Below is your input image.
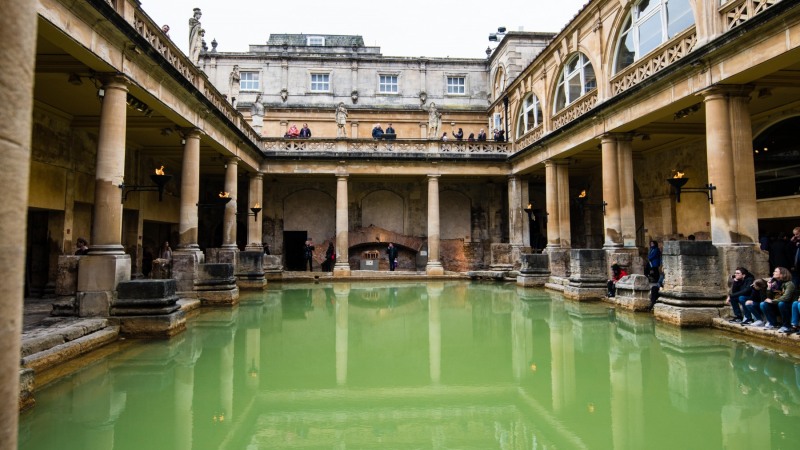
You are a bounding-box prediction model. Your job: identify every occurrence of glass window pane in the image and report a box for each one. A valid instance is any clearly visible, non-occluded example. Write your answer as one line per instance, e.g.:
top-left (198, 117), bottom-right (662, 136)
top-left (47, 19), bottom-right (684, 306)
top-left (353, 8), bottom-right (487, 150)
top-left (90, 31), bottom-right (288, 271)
top-left (636, 0), bottom-right (656, 17)
top-left (615, 30), bottom-right (636, 72)
top-left (667, 0), bottom-right (695, 38)
top-left (638, 13), bottom-right (663, 56)
top-left (568, 74), bottom-right (582, 103)
top-left (567, 57), bottom-right (579, 74)
top-left (526, 109), bottom-right (536, 130)
top-left (583, 63), bottom-right (596, 91)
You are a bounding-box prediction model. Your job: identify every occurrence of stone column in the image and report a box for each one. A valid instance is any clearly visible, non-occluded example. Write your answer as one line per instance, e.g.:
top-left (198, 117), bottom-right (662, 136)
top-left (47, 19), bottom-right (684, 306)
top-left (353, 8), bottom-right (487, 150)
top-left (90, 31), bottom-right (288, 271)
top-left (90, 76), bottom-right (128, 255)
top-left (173, 129), bottom-right (204, 294)
top-left (618, 136), bottom-right (636, 247)
top-left (508, 176), bottom-right (524, 248)
top-left (544, 160), bottom-right (571, 287)
top-left (601, 134), bottom-right (622, 248)
top-left (333, 174), bottom-right (351, 276)
top-left (0, 0), bottom-right (36, 443)
top-left (702, 86), bottom-right (764, 281)
top-left (420, 122), bottom-right (428, 139)
top-left (426, 174), bottom-right (444, 275)
top-left (77, 76), bottom-right (132, 316)
top-left (178, 130), bottom-right (202, 250)
top-left (222, 157), bottom-right (239, 248)
top-left (350, 121), bottom-right (358, 139)
top-left (521, 178), bottom-right (530, 247)
top-left (246, 173), bottom-right (264, 250)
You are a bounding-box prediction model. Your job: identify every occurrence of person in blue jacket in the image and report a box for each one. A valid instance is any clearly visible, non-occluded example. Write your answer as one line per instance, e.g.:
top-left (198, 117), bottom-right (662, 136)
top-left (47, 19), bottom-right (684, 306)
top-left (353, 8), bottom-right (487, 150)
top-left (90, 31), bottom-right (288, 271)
top-left (648, 240), bottom-right (662, 282)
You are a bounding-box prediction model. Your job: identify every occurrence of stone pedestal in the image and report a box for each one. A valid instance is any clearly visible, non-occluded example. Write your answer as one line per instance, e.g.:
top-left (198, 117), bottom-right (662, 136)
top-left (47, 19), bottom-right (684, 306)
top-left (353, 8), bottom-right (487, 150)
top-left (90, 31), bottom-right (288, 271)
top-left (605, 248), bottom-right (643, 275)
top-left (206, 247), bottom-right (239, 265)
top-left (563, 249), bottom-right (607, 301)
top-left (489, 243), bottom-right (514, 271)
top-left (654, 241), bottom-right (726, 327)
top-left (236, 250), bottom-right (266, 289)
top-left (613, 274), bottom-right (652, 311)
top-left (544, 248), bottom-right (570, 291)
top-left (263, 255), bottom-right (283, 280)
top-left (76, 254), bottom-right (131, 317)
top-left (195, 263), bottom-right (239, 306)
top-left (52, 255), bottom-right (82, 316)
top-left (150, 258), bottom-right (171, 279)
top-left (112, 279), bottom-right (186, 338)
top-left (172, 250), bottom-right (204, 296)
top-left (517, 254), bottom-right (551, 287)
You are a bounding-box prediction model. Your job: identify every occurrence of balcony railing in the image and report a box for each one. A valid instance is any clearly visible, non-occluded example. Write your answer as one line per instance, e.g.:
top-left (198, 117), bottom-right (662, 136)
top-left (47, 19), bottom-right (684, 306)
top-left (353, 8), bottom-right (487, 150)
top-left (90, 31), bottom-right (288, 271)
top-left (261, 138), bottom-right (510, 157)
top-left (551, 91), bottom-right (598, 130)
top-left (722, 0), bottom-right (782, 31)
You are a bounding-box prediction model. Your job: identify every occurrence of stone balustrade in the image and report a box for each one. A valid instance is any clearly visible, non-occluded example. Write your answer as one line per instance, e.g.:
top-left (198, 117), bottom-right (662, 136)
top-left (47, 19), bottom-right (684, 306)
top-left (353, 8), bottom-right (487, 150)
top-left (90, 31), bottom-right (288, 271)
top-left (261, 138), bottom-right (510, 157)
top-left (722, 0), bottom-right (782, 31)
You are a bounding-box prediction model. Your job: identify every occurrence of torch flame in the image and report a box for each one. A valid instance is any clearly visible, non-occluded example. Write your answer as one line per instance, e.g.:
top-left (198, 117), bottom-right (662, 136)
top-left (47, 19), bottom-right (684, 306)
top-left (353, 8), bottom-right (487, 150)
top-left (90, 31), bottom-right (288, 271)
top-left (673, 171), bottom-right (685, 179)
top-left (219, 191), bottom-right (230, 198)
top-left (155, 166), bottom-right (165, 175)
top-left (253, 202), bottom-right (260, 208)
top-left (578, 190), bottom-right (587, 198)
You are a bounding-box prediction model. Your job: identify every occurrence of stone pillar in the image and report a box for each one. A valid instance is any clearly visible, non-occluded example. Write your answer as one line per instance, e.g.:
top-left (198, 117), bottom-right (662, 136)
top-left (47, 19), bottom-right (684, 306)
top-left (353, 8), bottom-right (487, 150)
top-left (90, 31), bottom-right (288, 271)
top-left (618, 136), bottom-right (636, 247)
top-left (77, 76), bottom-right (132, 316)
top-left (544, 160), bottom-right (571, 289)
top-left (702, 86), bottom-right (765, 282)
top-left (333, 174), bottom-right (351, 276)
top-left (426, 175), bottom-right (444, 275)
top-left (420, 122), bottom-right (428, 139)
top-left (245, 173), bottom-right (263, 250)
top-left (563, 249), bottom-right (607, 301)
top-left (222, 157), bottom-right (238, 248)
top-left (173, 129), bottom-right (204, 294)
top-left (508, 175), bottom-right (529, 266)
top-left (654, 240), bottom-right (726, 326)
top-left (516, 254), bottom-right (551, 287)
top-left (90, 76), bottom-right (128, 255)
top-left (521, 178), bottom-right (530, 247)
top-left (1, 1), bottom-right (36, 443)
top-left (601, 134), bottom-right (622, 248)
top-left (350, 121), bottom-right (358, 139)
top-left (335, 284), bottom-right (349, 385)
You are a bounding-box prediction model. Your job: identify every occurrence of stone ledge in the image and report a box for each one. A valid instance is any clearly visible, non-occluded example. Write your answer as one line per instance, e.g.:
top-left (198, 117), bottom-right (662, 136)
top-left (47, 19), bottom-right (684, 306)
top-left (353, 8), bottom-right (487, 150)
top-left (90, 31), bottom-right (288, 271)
top-left (21, 326), bottom-right (120, 373)
top-left (21, 318), bottom-right (109, 357)
top-left (712, 318), bottom-right (800, 345)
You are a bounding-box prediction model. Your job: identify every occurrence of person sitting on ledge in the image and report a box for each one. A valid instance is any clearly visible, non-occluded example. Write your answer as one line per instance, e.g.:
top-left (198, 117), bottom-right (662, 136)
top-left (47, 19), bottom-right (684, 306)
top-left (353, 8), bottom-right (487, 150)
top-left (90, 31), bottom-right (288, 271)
top-left (285, 124), bottom-right (300, 138)
top-left (607, 264), bottom-right (627, 298)
top-left (726, 267), bottom-right (754, 324)
top-left (372, 123), bottom-right (384, 140)
top-left (299, 123), bottom-right (311, 138)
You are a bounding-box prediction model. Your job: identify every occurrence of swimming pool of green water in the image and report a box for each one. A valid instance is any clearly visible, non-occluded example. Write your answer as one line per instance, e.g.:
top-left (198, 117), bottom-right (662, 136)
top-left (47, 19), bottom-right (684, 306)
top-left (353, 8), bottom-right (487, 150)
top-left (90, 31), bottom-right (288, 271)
top-left (18, 281), bottom-right (800, 449)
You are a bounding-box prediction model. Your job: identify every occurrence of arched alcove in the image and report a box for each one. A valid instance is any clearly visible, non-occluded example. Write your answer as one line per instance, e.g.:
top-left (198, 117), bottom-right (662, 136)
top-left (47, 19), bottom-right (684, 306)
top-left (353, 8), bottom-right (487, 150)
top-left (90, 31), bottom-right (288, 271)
top-left (440, 190), bottom-right (471, 240)
top-left (362, 190), bottom-right (404, 234)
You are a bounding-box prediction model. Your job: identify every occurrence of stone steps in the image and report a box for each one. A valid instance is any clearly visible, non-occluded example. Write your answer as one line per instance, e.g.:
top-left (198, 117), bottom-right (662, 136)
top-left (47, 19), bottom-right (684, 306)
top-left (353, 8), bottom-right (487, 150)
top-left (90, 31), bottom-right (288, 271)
top-left (20, 318), bottom-right (120, 373)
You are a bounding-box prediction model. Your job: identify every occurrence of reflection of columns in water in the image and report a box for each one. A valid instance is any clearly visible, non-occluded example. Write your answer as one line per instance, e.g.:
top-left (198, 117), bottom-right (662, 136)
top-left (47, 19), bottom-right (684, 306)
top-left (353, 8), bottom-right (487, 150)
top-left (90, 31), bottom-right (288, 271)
top-left (609, 335), bottom-right (645, 450)
top-left (427, 283), bottom-right (443, 384)
top-left (220, 333), bottom-right (234, 422)
top-left (335, 284), bottom-right (350, 385)
top-left (174, 350), bottom-right (199, 450)
top-left (426, 175), bottom-right (444, 275)
top-left (549, 301), bottom-right (575, 412)
top-left (511, 296), bottom-right (534, 381)
top-left (245, 328), bottom-right (260, 390)
top-left (222, 157), bottom-right (239, 248)
top-left (91, 77), bottom-right (129, 254)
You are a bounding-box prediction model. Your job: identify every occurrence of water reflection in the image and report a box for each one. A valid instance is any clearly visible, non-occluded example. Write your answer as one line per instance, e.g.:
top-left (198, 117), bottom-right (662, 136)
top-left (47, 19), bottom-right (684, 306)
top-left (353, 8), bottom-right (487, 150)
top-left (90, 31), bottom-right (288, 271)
top-left (19, 282), bottom-right (800, 450)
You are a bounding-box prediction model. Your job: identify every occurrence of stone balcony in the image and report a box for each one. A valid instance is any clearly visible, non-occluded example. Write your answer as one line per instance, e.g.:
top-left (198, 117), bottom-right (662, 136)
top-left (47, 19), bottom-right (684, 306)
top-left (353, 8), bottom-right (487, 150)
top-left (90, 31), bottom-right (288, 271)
top-left (261, 138), bottom-right (510, 160)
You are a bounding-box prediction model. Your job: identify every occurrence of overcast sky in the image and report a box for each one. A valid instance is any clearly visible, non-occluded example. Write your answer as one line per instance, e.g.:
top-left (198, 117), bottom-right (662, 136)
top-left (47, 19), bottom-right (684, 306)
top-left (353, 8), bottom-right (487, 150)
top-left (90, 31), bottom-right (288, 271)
top-left (141, 0), bottom-right (588, 59)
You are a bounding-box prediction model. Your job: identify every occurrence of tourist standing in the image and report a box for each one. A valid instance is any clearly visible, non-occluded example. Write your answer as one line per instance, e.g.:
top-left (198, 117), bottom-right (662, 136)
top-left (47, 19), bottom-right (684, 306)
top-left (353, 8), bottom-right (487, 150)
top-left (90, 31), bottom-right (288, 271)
top-left (299, 123), bottom-right (312, 138)
top-left (387, 243), bottom-right (399, 271)
top-left (303, 239), bottom-right (315, 271)
top-left (324, 242), bottom-right (335, 272)
top-left (647, 240), bottom-right (662, 282)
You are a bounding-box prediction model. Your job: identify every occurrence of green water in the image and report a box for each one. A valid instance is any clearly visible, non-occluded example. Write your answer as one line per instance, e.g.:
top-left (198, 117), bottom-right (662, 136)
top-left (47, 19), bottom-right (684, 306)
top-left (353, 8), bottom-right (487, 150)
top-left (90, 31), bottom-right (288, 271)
top-left (18, 282), bottom-right (800, 449)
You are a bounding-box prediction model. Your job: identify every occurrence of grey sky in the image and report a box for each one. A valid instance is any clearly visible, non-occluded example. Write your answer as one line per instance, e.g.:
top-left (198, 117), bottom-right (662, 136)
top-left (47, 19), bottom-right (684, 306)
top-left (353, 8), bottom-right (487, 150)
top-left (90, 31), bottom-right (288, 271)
top-left (141, 0), bottom-right (588, 59)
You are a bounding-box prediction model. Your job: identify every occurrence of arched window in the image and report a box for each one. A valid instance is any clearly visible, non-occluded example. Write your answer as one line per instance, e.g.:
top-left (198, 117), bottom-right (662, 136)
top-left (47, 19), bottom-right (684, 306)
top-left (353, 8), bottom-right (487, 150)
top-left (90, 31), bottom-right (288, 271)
top-left (493, 67), bottom-right (506, 100)
top-left (614, 0), bottom-right (695, 73)
top-left (555, 53), bottom-right (596, 112)
top-left (516, 93), bottom-right (542, 138)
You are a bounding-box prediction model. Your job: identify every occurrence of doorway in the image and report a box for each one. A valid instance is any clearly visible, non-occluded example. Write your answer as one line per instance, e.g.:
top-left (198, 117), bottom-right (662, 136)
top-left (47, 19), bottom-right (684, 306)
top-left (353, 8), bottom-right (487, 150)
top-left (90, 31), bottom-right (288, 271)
top-left (283, 231), bottom-right (308, 271)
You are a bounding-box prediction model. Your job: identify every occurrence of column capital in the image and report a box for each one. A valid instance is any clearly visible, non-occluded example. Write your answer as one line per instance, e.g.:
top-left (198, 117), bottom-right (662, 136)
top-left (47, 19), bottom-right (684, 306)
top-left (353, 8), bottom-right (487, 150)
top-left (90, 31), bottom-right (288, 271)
top-left (99, 74), bottom-right (130, 90)
top-left (600, 132), bottom-right (633, 143)
top-left (699, 84), bottom-right (754, 101)
top-left (544, 159), bottom-right (570, 167)
top-left (179, 127), bottom-right (204, 139)
top-left (226, 156), bottom-right (240, 165)
top-left (251, 172), bottom-right (264, 180)
top-left (427, 174), bottom-right (441, 179)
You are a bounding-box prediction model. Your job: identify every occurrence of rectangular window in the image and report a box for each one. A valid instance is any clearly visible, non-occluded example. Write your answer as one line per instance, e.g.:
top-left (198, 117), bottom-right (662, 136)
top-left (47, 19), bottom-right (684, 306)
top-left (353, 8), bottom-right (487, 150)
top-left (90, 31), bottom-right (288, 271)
top-left (379, 75), bottom-right (398, 93)
top-left (310, 73), bottom-right (330, 92)
top-left (240, 72), bottom-right (260, 91)
top-left (307, 36), bottom-right (325, 46)
top-left (447, 76), bottom-right (466, 94)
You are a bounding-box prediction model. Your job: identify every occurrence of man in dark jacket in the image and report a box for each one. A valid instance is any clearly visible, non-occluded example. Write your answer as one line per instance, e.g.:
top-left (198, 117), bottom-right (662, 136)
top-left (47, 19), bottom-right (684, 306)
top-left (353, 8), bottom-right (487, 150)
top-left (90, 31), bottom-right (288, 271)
top-left (372, 123), bottom-right (384, 139)
top-left (387, 243), bottom-right (398, 271)
top-left (303, 239), bottom-right (315, 271)
top-left (299, 123), bottom-right (312, 138)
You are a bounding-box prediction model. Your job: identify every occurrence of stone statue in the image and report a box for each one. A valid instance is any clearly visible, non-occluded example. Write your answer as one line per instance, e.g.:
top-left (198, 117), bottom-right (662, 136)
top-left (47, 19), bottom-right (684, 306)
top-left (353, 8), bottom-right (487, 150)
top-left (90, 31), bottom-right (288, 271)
top-left (228, 65), bottom-right (240, 107)
top-left (251, 93), bottom-right (264, 116)
top-left (188, 8), bottom-right (204, 64)
top-left (427, 102), bottom-right (442, 139)
top-left (335, 102), bottom-right (348, 138)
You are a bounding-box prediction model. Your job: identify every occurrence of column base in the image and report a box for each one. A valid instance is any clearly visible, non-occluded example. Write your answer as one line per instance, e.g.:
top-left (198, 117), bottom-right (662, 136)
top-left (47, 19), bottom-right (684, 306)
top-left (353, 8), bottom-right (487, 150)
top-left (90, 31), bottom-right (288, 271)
top-left (516, 274), bottom-right (548, 287)
top-left (425, 262), bottom-right (444, 276)
top-left (76, 254), bottom-right (131, 317)
top-left (653, 303), bottom-right (723, 327)
top-left (173, 249), bottom-right (204, 294)
top-left (114, 310), bottom-right (187, 338)
top-left (333, 263), bottom-right (351, 277)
